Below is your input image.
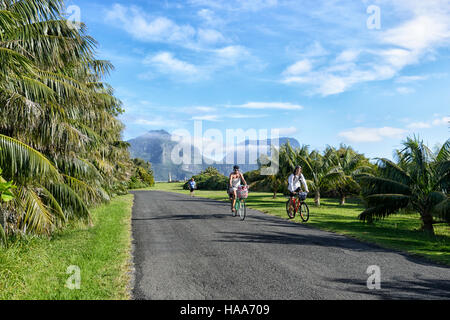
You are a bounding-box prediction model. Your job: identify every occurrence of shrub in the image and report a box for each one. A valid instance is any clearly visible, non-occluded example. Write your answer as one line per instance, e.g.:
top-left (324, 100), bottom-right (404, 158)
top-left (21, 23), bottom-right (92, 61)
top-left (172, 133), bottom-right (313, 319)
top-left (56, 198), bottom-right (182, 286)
top-left (183, 167), bottom-right (228, 191)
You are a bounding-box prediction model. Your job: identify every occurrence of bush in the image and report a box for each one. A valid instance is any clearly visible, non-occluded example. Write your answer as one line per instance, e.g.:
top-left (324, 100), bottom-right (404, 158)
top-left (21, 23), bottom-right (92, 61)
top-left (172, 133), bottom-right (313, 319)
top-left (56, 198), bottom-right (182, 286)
top-left (128, 158), bottom-right (155, 189)
top-left (183, 167), bottom-right (228, 191)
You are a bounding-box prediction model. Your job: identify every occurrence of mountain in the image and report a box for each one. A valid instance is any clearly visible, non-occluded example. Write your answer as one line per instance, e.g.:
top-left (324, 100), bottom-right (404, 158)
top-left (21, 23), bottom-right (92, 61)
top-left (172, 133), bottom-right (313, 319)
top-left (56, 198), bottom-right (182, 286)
top-left (128, 130), bottom-right (301, 181)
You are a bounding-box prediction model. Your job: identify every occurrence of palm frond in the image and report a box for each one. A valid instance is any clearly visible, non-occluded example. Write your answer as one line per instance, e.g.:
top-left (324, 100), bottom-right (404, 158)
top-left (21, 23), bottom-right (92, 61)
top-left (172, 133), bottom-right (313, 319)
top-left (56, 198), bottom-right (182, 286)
top-left (47, 183), bottom-right (90, 222)
top-left (0, 134), bottom-right (60, 183)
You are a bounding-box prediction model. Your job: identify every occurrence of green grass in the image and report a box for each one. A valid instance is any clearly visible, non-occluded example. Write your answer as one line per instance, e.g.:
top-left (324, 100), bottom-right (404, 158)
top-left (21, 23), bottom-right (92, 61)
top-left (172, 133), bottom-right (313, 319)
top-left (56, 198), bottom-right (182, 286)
top-left (149, 182), bottom-right (450, 265)
top-left (0, 194), bottom-right (134, 300)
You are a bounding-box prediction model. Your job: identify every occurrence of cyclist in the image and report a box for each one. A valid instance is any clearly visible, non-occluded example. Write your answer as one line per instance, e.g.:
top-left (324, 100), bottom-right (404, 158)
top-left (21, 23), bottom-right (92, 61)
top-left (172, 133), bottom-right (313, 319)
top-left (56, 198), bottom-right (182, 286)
top-left (288, 166), bottom-right (309, 200)
top-left (188, 178), bottom-right (196, 197)
top-left (229, 165), bottom-right (248, 213)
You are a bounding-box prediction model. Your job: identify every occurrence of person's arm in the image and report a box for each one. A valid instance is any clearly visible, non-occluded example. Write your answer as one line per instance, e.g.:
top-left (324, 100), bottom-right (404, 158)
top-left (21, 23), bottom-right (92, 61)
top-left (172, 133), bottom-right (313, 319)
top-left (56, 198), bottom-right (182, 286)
top-left (229, 174), bottom-right (233, 188)
top-left (288, 174), bottom-right (294, 192)
top-left (240, 172), bottom-right (248, 187)
top-left (301, 174), bottom-right (309, 193)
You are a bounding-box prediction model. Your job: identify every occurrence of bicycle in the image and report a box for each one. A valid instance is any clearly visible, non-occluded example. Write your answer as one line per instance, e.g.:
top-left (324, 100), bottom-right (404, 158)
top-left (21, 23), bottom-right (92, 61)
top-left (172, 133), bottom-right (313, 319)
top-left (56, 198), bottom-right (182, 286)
top-left (286, 192), bottom-right (309, 222)
top-left (230, 186), bottom-right (248, 221)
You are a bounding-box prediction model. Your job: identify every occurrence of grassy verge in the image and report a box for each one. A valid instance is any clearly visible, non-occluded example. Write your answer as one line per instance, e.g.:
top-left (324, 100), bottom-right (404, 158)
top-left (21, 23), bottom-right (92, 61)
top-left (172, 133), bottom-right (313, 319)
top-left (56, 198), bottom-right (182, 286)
top-left (0, 194), bottom-right (134, 300)
top-left (149, 182), bottom-right (450, 265)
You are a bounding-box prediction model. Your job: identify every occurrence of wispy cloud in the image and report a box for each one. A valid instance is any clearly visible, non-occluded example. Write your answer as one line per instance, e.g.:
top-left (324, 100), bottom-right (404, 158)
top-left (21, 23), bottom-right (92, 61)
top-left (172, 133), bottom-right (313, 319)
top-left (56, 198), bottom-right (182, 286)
top-left (188, 0), bottom-right (278, 12)
top-left (339, 127), bottom-right (407, 143)
top-left (281, 1), bottom-right (450, 96)
top-left (104, 4), bottom-right (226, 50)
top-left (143, 52), bottom-right (199, 78)
top-left (229, 102), bottom-right (304, 110)
top-left (407, 116), bottom-right (450, 129)
top-left (191, 115), bottom-right (222, 122)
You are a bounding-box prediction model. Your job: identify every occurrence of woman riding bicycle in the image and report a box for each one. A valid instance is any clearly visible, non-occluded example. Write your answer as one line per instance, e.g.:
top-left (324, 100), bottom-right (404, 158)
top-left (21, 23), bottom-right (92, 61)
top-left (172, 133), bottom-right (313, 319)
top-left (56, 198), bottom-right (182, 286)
top-left (288, 166), bottom-right (309, 199)
top-left (229, 165), bottom-right (248, 213)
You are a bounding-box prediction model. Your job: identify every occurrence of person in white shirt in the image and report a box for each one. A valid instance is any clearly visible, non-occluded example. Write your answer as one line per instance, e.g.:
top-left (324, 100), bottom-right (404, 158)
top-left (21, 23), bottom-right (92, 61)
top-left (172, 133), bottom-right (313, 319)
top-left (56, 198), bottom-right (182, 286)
top-left (288, 166), bottom-right (309, 199)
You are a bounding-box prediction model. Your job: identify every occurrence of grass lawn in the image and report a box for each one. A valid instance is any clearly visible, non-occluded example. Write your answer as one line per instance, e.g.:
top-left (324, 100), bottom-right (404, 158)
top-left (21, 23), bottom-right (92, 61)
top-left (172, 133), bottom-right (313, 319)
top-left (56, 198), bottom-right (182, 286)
top-left (0, 194), bottom-right (134, 300)
top-left (149, 182), bottom-right (450, 266)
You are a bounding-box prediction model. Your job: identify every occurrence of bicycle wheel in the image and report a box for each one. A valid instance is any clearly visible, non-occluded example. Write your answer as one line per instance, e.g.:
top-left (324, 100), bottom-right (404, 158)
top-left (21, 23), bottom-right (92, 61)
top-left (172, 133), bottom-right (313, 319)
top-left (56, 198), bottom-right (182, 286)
top-left (300, 202), bottom-right (309, 222)
top-left (286, 199), bottom-right (296, 219)
top-left (239, 199), bottom-right (246, 221)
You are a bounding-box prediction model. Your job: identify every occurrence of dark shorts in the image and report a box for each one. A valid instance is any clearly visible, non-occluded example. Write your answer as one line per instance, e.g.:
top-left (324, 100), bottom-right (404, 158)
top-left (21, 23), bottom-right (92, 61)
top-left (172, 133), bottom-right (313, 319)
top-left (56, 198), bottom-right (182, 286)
top-left (289, 187), bottom-right (302, 197)
top-left (190, 188), bottom-right (195, 192)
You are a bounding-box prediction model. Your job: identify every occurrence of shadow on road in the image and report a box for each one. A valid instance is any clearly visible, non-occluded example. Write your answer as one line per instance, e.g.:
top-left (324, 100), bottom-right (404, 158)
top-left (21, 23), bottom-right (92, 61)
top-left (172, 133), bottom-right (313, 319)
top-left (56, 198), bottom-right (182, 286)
top-left (133, 214), bottom-right (230, 221)
top-left (213, 230), bottom-right (385, 252)
top-left (327, 276), bottom-right (450, 299)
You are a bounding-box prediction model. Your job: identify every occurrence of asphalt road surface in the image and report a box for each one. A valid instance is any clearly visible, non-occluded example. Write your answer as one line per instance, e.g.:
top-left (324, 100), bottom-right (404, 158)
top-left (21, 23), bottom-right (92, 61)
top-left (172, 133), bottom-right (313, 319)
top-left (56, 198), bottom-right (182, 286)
top-left (131, 190), bottom-right (450, 300)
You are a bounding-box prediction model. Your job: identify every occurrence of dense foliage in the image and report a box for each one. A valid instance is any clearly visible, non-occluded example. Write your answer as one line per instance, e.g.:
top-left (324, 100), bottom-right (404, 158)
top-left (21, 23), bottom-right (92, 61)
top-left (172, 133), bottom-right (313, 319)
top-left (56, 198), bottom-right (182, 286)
top-left (128, 158), bottom-right (155, 189)
top-left (0, 0), bottom-right (145, 243)
top-left (183, 167), bottom-right (228, 191)
top-left (357, 137), bottom-right (450, 234)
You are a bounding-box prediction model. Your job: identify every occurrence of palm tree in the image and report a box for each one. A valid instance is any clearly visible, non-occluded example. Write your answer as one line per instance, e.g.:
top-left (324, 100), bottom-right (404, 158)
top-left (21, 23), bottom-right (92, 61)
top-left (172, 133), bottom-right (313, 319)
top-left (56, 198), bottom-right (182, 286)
top-left (356, 137), bottom-right (450, 235)
top-left (260, 142), bottom-right (308, 198)
top-left (299, 149), bottom-right (341, 206)
top-left (328, 145), bottom-right (373, 205)
top-left (0, 0), bottom-right (133, 240)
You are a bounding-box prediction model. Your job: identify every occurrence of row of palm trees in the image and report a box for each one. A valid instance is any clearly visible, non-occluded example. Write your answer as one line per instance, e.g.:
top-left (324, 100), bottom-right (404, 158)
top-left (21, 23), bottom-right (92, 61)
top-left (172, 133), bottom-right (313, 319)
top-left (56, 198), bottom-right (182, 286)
top-left (257, 137), bottom-right (449, 235)
top-left (258, 142), bottom-right (372, 206)
top-left (0, 0), bottom-right (135, 244)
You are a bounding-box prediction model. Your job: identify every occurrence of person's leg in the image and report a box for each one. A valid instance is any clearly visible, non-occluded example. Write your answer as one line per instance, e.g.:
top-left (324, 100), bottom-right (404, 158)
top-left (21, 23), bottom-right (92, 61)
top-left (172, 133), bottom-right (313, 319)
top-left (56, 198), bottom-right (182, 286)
top-left (232, 190), bottom-right (237, 212)
top-left (289, 193), bottom-right (295, 211)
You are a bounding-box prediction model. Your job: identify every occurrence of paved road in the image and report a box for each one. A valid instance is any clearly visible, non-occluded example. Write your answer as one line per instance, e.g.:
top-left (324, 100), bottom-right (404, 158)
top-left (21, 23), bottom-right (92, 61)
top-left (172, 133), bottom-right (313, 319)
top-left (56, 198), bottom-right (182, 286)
top-left (131, 191), bottom-right (450, 300)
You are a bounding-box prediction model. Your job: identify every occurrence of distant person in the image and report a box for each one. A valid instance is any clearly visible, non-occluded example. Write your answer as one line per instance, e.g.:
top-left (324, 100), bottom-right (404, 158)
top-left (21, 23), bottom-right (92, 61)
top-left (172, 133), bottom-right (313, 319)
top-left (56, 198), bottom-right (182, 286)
top-left (288, 166), bottom-right (309, 201)
top-left (229, 165), bottom-right (248, 213)
top-left (188, 178), bottom-right (196, 197)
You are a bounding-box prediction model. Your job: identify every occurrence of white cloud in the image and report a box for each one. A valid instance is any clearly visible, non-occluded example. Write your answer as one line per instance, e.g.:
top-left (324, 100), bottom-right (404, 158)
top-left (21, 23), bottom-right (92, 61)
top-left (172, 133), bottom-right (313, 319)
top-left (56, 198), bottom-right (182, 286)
top-left (231, 102), bottom-right (304, 110)
top-left (283, 59), bottom-right (313, 76)
top-left (105, 4), bottom-right (225, 50)
top-left (407, 116), bottom-right (450, 129)
top-left (407, 122), bottom-right (432, 129)
top-left (143, 52), bottom-right (199, 76)
top-left (281, 1), bottom-right (450, 96)
top-left (191, 115), bottom-right (221, 121)
top-left (339, 127), bottom-right (407, 143)
top-left (396, 87), bottom-right (415, 95)
top-left (197, 28), bottom-right (226, 44)
top-left (432, 116), bottom-right (450, 126)
top-left (214, 45), bottom-right (250, 62)
top-left (395, 75), bottom-right (428, 83)
top-left (135, 118), bottom-right (181, 127)
top-left (335, 50), bottom-right (360, 63)
top-left (188, 0), bottom-right (277, 11)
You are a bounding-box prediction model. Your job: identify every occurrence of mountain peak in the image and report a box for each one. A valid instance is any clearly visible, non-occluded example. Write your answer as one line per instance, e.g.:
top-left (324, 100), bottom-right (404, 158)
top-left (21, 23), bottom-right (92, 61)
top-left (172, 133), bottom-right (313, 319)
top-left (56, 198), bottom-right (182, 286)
top-left (147, 129), bottom-right (170, 136)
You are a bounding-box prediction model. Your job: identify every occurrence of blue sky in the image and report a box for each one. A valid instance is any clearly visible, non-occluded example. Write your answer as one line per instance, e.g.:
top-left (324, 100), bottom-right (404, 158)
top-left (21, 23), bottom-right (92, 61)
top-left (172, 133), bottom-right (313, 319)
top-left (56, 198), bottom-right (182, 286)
top-left (68, 0), bottom-right (450, 160)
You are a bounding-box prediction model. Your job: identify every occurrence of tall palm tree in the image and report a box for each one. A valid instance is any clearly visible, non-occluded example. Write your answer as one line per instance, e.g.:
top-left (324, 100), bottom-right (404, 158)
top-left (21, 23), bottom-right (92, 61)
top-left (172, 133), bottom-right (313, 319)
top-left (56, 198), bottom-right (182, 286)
top-left (328, 145), bottom-right (372, 205)
top-left (356, 137), bottom-right (450, 235)
top-left (0, 0), bottom-right (134, 240)
top-left (299, 149), bottom-right (341, 206)
top-left (260, 142), bottom-right (309, 198)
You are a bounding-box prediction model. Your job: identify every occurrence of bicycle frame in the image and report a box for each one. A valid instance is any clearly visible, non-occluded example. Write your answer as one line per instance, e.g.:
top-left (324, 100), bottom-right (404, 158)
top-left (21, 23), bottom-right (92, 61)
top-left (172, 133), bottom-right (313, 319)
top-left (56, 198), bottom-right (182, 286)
top-left (289, 195), bottom-right (302, 213)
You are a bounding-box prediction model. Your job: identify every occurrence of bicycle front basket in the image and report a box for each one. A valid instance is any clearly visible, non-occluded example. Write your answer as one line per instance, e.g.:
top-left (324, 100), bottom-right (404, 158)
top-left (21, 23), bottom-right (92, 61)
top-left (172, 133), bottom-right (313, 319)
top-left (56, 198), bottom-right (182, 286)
top-left (299, 192), bottom-right (307, 201)
top-left (237, 186), bottom-right (248, 199)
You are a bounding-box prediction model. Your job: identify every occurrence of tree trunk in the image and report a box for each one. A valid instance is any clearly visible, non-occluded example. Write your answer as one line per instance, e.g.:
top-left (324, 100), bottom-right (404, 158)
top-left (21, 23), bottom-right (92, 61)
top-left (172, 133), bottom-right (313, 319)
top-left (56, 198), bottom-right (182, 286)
top-left (420, 211), bottom-right (435, 235)
top-left (314, 191), bottom-right (321, 207)
top-left (273, 190), bottom-right (277, 199)
top-left (340, 195), bottom-right (346, 205)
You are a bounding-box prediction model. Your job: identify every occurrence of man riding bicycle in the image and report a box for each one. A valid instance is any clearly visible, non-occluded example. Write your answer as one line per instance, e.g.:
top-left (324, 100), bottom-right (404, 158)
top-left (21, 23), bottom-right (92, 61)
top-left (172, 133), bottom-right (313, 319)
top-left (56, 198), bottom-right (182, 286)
top-left (288, 165), bottom-right (309, 199)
